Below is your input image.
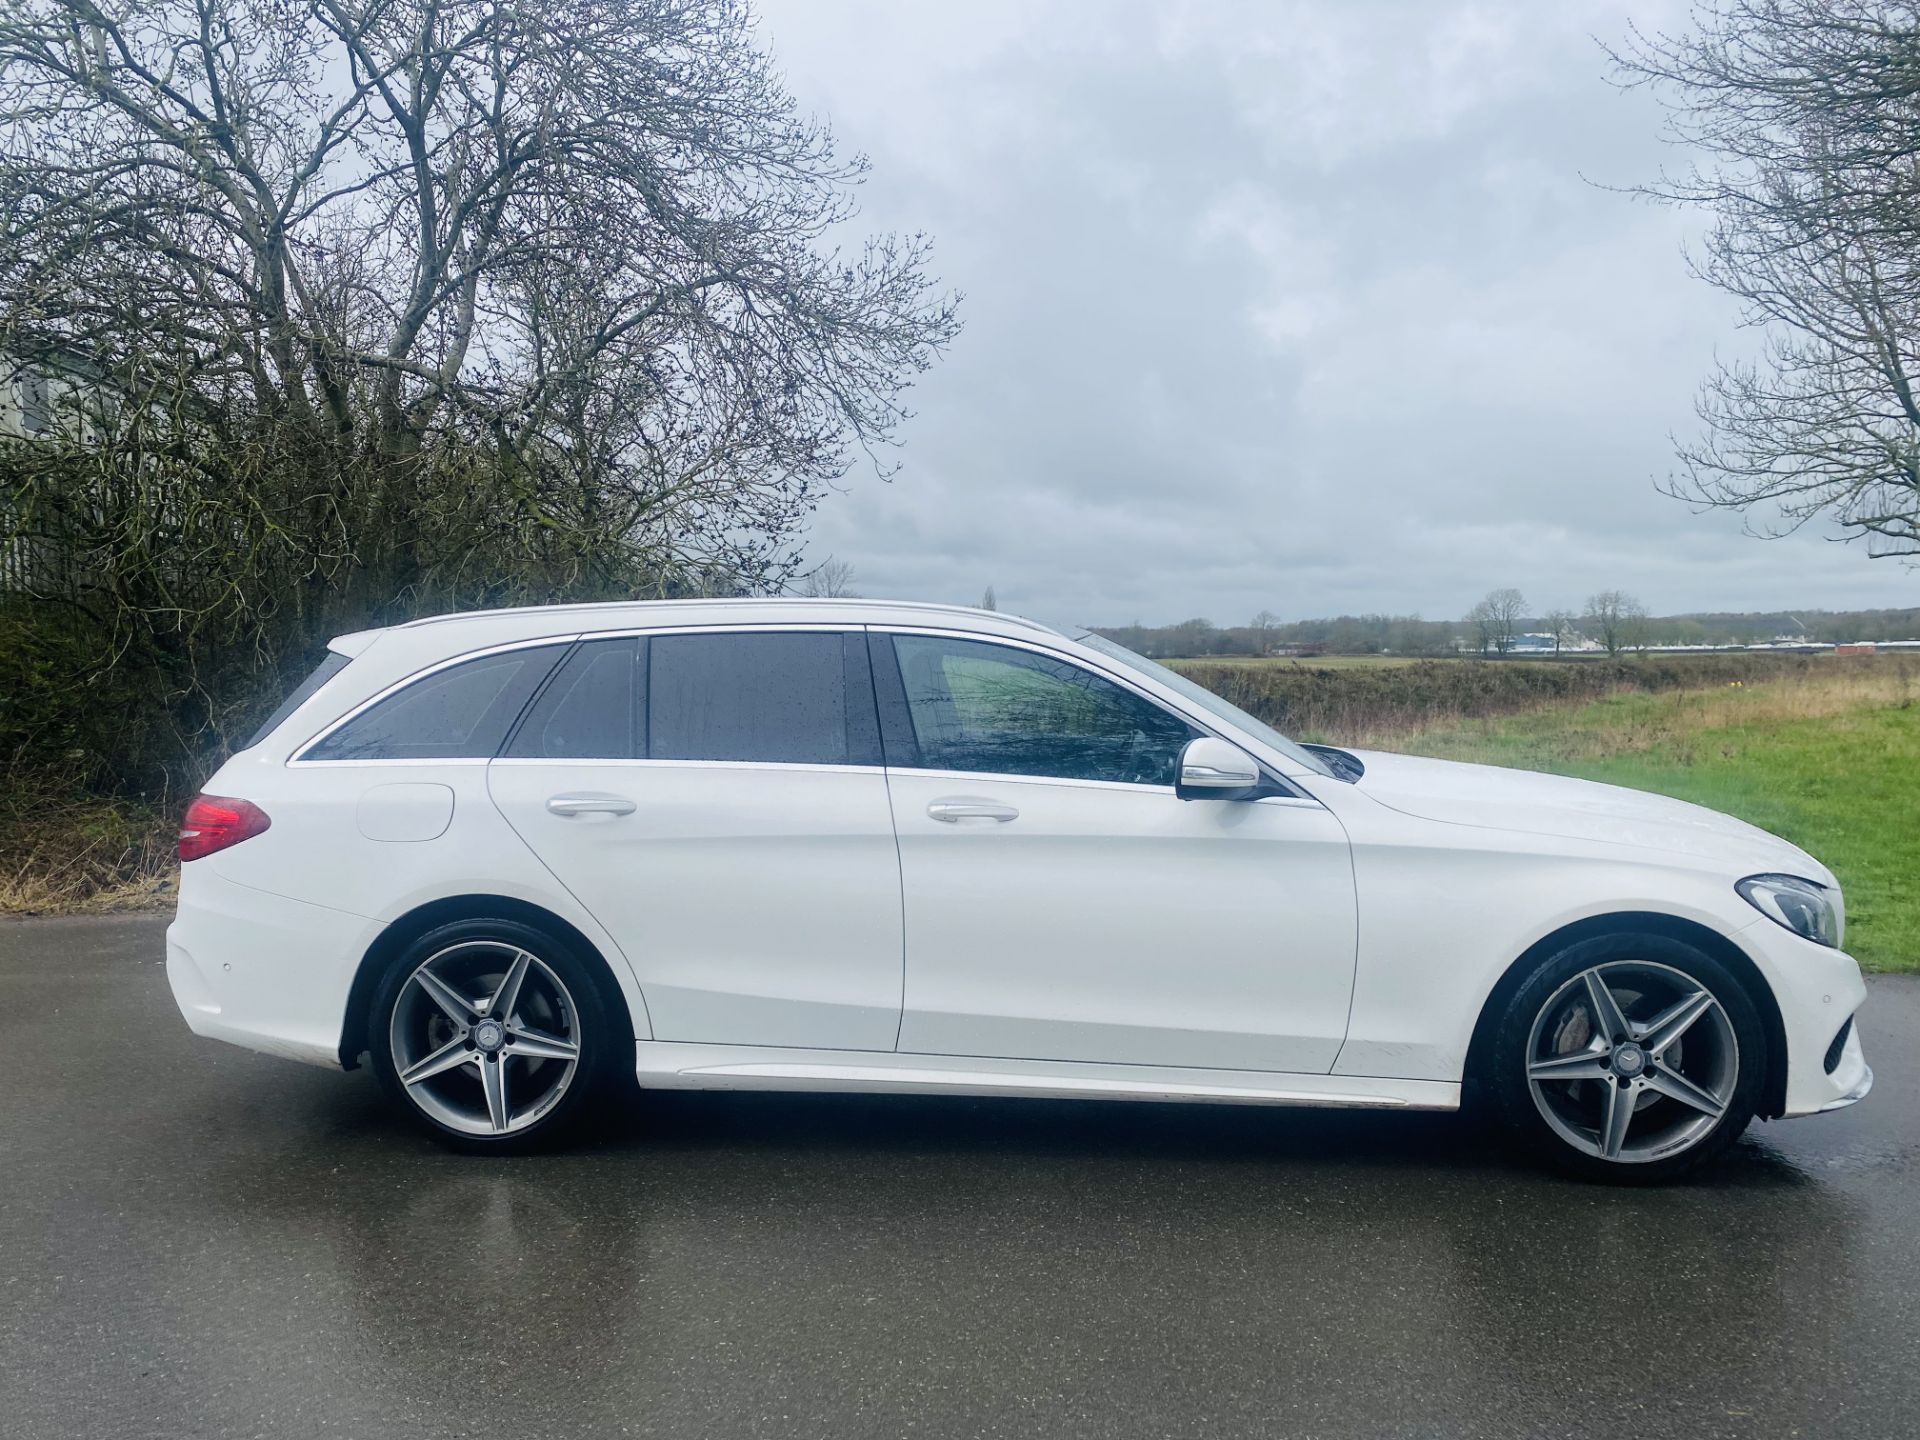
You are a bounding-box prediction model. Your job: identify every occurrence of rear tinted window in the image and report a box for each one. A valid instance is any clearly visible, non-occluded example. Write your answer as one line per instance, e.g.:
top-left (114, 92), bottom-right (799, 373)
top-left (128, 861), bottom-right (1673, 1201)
top-left (246, 651), bottom-right (351, 748)
top-left (505, 638), bottom-right (639, 759)
top-left (303, 646), bottom-right (564, 761)
top-left (648, 632), bottom-right (851, 765)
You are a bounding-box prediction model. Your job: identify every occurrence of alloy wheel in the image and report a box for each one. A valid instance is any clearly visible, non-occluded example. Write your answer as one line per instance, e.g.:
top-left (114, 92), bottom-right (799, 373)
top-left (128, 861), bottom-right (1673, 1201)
top-left (388, 940), bottom-right (582, 1137)
top-left (1525, 959), bottom-right (1739, 1165)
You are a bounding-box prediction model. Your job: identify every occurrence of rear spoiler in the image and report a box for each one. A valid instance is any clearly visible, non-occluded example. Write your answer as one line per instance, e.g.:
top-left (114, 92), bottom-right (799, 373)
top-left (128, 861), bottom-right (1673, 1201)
top-left (327, 627), bottom-right (386, 659)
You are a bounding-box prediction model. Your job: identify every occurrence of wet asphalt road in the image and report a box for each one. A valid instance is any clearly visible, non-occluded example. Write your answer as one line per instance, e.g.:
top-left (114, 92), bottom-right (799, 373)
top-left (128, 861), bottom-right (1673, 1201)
top-left (2, 916), bottom-right (1917, 1440)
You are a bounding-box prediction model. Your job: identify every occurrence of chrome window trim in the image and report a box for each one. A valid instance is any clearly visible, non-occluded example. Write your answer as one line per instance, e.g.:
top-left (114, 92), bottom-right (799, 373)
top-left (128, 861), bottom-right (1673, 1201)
top-left (488, 757), bottom-right (879, 777)
top-left (878, 766), bottom-right (1169, 796)
top-left (287, 634), bottom-right (582, 766)
top-left (867, 625), bottom-right (1313, 801)
top-left (285, 619), bottom-right (1313, 803)
top-left (290, 624), bottom-right (859, 767)
top-left (287, 756), bottom-right (493, 769)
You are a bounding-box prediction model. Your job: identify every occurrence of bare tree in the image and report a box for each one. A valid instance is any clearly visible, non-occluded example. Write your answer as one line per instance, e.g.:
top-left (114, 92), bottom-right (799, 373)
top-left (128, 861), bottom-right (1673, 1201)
top-left (1469, 587), bottom-right (1527, 656)
top-left (1612, 2), bottom-right (1920, 559)
top-left (980, 586), bottom-right (997, 612)
top-left (1584, 590), bottom-right (1646, 657)
top-left (1465, 599), bottom-right (1495, 657)
top-left (1545, 608), bottom-right (1577, 655)
top-left (798, 557), bottom-right (858, 598)
top-left (1250, 609), bottom-right (1280, 655)
top-left (0, 0), bottom-right (958, 786)
top-left (1623, 603), bottom-right (1653, 654)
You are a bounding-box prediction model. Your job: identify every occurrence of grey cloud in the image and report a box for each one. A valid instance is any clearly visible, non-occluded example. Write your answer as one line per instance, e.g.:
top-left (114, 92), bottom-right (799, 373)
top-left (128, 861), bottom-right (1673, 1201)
top-left (760, 0), bottom-right (1917, 628)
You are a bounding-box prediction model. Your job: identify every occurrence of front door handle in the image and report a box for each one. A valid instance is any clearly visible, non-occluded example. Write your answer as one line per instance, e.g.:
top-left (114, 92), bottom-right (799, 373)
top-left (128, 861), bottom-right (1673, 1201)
top-left (927, 797), bottom-right (1019, 824)
top-left (546, 793), bottom-right (637, 818)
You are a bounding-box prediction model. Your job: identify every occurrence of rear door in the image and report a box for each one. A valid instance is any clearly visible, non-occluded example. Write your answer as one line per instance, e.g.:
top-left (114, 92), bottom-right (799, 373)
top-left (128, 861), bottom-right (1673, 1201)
top-left (487, 627), bottom-right (904, 1051)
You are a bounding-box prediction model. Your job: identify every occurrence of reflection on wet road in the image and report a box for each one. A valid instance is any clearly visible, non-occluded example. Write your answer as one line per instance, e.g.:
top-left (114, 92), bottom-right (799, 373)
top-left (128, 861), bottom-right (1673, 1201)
top-left (4, 916), bottom-right (1914, 1439)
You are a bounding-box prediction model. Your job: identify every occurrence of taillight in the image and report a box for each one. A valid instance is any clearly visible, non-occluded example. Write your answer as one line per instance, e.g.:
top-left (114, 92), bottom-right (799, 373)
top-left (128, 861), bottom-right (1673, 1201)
top-left (178, 794), bottom-right (271, 861)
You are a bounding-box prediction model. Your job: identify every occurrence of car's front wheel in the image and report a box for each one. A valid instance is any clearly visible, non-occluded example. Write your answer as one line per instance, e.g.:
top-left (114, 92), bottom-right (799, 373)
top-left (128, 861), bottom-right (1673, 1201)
top-left (369, 918), bottom-right (615, 1151)
top-left (1487, 933), bottom-right (1766, 1183)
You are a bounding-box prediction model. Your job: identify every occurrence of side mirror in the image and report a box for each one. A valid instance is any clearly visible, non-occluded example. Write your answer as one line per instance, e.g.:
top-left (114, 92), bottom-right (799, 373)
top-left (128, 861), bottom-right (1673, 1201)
top-left (1175, 736), bottom-right (1263, 801)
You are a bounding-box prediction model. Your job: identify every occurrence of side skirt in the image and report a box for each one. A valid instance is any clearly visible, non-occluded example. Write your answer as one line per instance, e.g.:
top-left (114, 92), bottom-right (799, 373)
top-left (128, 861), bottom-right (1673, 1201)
top-left (633, 1041), bottom-right (1460, 1111)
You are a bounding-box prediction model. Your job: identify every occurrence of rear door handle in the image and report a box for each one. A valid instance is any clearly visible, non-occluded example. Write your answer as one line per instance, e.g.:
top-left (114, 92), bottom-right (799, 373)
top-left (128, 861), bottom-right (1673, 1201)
top-left (927, 798), bottom-right (1019, 824)
top-left (546, 793), bottom-right (636, 817)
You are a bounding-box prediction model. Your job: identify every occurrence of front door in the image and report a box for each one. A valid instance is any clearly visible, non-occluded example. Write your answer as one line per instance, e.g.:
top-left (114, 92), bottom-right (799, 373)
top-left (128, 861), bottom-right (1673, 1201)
top-left (873, 630), bottom-right (1357, 1074)
top-left (488, 628), bottom-right (904, 1052)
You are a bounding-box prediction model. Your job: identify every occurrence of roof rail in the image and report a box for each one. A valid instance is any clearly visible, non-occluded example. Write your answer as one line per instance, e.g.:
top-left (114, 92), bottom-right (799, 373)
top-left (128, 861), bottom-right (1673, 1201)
top-left (393, 595), bottom-right (1062, 637)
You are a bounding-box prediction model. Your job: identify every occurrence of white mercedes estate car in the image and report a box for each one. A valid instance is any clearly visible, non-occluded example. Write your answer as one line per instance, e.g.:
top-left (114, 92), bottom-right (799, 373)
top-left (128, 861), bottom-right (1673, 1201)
top-left (167, 599), bottom-right (1871, 1180)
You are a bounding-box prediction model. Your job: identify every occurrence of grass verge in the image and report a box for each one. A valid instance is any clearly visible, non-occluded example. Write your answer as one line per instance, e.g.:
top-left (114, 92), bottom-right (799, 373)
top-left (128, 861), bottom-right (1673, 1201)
top-left (0, 787), bottom-right (178, 917)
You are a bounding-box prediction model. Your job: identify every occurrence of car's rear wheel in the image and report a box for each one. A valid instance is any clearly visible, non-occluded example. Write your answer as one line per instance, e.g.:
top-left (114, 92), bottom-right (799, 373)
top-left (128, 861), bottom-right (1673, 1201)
top-left (1487, 933), bottom-right (1766, 1183)
top-left (370, 918), bottom-right (614, 1151)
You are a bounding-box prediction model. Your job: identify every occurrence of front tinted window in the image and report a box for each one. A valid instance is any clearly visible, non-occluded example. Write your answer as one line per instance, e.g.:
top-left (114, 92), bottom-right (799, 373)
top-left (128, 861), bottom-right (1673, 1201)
top-left (648, 632), bottom-right (850, 765)
top-left (505, 638), bottom-right (639, 759)
top-left (1074, 631), bottom-right (1334, 778)
top-left (304, 646), bottom-right (563, 761)
top-left (889, 635), bottom-right (1197, 785)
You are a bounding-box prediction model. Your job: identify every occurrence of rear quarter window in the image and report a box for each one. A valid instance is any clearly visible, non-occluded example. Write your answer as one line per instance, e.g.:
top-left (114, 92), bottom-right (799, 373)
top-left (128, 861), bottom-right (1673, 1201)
top-left (301, 645), bottom-right (566, 761)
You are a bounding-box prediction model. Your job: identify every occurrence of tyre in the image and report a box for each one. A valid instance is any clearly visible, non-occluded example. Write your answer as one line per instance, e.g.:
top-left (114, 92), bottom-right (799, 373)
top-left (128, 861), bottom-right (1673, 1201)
top-left (369, 917), bottom-right (619, 1151)
top-left (1485, 933), bottom-right (1766, 1183)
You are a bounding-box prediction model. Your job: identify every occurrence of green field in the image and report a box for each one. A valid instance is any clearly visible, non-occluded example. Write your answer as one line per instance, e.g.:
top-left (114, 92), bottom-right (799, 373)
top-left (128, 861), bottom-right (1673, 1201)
top-left (1387, 670), bottom-right (1920, 973)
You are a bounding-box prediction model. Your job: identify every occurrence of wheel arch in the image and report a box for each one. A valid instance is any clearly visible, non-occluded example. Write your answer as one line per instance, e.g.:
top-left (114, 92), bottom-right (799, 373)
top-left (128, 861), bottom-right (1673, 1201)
top-left (1463, 911), bottom-right (1789, 1120)
top-left (340, 894), bottom-right (637, 1069)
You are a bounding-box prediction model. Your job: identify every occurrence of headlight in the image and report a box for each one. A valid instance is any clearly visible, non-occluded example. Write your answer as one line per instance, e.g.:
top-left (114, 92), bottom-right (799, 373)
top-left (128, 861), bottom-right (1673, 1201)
top-left (1737, 874), bottom-right (1842, 948)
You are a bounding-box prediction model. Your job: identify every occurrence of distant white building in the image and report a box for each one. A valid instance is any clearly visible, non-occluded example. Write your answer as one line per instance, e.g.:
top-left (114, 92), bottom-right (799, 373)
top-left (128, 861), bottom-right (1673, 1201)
top-left (0, 350), bottom-right (110, 441)
top-left (2, 349), bottom-right (116, 596)
top-left (0, 362), bottom-right (53, 438)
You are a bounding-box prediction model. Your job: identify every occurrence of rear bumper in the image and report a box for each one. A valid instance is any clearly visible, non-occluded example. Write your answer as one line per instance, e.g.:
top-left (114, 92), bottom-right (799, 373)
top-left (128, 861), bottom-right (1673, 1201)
top-left (166, 864), bottom-right (382, 1069)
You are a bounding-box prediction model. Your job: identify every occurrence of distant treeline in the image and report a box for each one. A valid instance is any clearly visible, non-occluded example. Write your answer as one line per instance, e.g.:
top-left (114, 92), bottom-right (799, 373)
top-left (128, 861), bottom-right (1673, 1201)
top-left (1659, 609), bottom-right (1920, 645)
top-left (1097, 607), bottom-right (1920, 658)
top-left (1099, 615), bottom-right (1457, 658)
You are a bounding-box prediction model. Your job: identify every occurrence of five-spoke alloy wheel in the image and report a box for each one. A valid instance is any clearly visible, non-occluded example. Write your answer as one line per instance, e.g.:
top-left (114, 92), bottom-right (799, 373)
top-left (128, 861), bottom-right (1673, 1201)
top-left (1526, 960), bottom-right (1738, 1163)
top-left (370, 918), bottom-right (616, 1149)
top-left (1487, 934), bottom-right (1765, 1182)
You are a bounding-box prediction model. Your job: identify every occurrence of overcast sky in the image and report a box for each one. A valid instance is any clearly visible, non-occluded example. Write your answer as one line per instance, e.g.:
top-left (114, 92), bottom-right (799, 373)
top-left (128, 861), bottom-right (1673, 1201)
top-left (754, 0), bottom-right (1919, 629)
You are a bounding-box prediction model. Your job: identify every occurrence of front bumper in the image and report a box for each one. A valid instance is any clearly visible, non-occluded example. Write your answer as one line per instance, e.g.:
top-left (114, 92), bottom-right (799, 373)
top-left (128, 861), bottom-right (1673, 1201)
top-left (1809, 1010), bottom-right (1872, 1113)
top-left (1816, 1063), bottom-right (1873, 1113)
top-left (1735, 914), bottom-right (1872, 1118)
